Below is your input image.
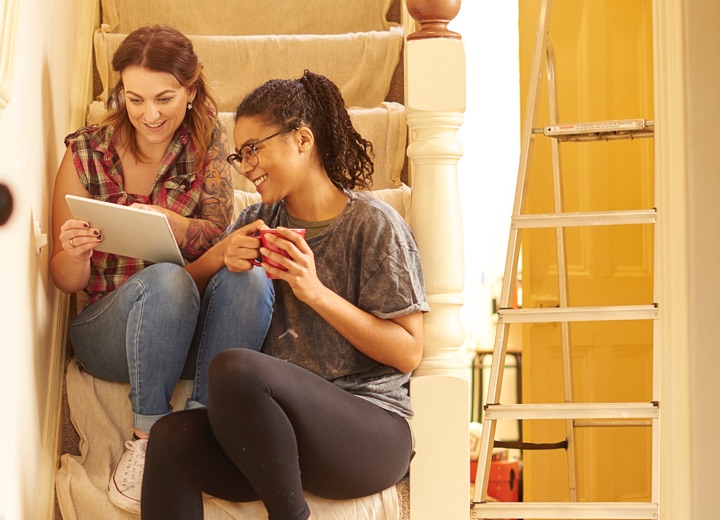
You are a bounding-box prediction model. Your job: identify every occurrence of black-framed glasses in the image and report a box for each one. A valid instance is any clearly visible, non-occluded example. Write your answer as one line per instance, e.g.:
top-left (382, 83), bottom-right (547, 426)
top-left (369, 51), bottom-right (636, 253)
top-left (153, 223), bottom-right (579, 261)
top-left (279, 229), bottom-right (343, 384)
top-left (227, 125), bottom-right (298, 173)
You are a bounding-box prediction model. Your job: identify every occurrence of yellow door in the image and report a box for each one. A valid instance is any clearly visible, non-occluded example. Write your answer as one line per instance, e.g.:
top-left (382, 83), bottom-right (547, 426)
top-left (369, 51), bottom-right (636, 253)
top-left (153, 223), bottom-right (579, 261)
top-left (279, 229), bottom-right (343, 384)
top-left (519, 0), bottom-right (654, 503)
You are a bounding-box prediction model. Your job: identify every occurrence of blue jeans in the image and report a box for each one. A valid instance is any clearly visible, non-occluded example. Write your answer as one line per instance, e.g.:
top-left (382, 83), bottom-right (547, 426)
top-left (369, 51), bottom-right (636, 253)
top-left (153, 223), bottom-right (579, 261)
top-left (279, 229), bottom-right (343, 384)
top-left (71, 263), bottom-right (274, 433)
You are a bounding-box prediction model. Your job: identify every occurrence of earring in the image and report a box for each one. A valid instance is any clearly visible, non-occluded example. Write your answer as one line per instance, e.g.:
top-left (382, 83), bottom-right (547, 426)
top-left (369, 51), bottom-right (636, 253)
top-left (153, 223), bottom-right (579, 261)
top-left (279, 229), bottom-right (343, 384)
top-left (187, 102), bottom-right (193, 110)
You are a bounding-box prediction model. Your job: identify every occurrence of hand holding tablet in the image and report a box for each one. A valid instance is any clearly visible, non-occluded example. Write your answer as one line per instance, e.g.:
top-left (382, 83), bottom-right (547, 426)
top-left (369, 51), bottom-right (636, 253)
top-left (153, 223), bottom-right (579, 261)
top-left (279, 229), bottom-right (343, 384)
top-left (65, 195), bottom-right (185, 265)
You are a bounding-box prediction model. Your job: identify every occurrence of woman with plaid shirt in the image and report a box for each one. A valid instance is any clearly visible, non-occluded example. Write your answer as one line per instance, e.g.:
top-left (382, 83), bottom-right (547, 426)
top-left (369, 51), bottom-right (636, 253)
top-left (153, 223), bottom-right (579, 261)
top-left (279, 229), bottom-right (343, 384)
top-left (50, 25), bottom-right (273, 515)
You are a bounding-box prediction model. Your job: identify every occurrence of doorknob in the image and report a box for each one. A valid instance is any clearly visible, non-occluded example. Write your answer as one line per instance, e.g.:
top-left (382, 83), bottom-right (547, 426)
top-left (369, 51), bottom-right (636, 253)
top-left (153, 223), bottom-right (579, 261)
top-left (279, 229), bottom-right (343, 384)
top-left (0, 182), bottom-right (13, 226)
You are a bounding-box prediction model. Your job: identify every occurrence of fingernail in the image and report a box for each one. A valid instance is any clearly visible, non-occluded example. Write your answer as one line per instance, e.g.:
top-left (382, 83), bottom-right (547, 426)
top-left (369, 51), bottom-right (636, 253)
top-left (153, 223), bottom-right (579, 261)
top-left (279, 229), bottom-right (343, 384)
top-left (93, 230), bottom-right (100, 236)
top-left (97, 235), bottom-right (103, 241)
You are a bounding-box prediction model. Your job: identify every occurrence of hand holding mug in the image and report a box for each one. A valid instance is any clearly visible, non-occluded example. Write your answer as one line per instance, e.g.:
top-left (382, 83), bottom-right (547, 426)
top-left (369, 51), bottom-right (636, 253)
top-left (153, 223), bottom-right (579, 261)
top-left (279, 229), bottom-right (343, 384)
top-left (251, 228), bottom-right (306, 279)
top-left (222, 220), bottom-right (268, 272)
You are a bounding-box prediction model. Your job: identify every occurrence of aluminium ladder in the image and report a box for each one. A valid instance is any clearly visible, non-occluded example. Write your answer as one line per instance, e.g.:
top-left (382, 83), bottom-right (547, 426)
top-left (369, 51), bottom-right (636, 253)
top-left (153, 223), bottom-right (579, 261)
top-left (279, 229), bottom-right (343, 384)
top-left (470, 0), bottom-right (660, 518)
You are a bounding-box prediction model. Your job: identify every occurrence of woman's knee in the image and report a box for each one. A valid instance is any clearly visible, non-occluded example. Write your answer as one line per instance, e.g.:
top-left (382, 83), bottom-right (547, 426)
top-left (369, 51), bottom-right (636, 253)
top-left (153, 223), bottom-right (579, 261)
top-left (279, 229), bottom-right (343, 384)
top-left (208, 350), bottom-right (272, 394)
top-left (207, 267), bottom-right (273, 305)
top-left (210, 349), bottom-right (256, 381)
top-left (130, 263), bottom-right (199, 316)
top-left (144, 263), bottom-right (198, 298)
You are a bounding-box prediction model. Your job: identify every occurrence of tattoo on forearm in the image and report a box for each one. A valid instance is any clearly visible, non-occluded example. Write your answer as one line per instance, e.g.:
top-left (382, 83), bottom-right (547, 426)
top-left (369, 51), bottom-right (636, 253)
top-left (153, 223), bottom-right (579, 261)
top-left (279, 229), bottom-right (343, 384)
top-left (183, 123), bottom-right (235, 260)
top-left (184, 218), bottom-right (223, 259)
top-left (203, 135), bottom-right (234, 225)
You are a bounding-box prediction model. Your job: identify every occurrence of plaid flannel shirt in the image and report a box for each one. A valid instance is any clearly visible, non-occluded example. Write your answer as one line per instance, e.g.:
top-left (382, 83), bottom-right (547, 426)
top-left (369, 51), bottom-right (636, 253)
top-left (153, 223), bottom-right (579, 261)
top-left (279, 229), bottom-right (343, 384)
top-left (65, 122), bottom-right (214, 306)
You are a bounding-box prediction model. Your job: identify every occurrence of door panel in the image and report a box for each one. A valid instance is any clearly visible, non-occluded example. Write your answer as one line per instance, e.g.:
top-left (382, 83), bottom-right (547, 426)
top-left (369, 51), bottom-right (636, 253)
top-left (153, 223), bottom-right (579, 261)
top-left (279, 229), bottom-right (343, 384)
top-left (519, 0), bottom-right (654, 503)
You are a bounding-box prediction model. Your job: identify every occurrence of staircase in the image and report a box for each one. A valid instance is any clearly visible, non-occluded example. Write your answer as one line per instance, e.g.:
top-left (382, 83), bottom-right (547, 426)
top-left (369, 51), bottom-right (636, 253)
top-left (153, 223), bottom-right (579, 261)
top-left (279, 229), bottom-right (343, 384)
top-left (56, 1), bottom-right (470, 519)
top-left (89, 0), bottom-right (409, 194)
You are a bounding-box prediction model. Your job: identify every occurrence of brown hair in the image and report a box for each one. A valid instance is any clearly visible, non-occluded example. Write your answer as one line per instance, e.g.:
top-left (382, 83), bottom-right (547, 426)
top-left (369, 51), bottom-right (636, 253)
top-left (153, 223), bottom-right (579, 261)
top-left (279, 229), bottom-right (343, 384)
top-left (234, 70), bottom-right (374, 191)
top-left (103, 24), bottom-right (219, 172)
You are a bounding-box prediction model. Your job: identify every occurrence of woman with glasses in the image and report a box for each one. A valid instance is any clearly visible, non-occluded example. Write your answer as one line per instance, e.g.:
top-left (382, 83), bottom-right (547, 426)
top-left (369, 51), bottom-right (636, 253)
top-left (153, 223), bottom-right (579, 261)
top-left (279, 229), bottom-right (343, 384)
top-left (50, 25), bottom-right (273, 515)
top-left (140, 70), bottom-right (428, 520)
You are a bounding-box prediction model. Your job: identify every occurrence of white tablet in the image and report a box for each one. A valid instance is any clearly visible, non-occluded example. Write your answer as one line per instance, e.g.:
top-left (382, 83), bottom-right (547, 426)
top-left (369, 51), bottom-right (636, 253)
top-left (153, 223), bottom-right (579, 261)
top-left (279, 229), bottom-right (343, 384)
top-left (65, 194), bottom-right (185, 265)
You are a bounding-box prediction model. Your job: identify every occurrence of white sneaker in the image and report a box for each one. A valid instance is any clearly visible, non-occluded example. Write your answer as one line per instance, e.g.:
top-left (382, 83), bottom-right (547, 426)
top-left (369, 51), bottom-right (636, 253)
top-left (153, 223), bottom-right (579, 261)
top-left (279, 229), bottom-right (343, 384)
top-left (108, 438), bottom-right (147, 514)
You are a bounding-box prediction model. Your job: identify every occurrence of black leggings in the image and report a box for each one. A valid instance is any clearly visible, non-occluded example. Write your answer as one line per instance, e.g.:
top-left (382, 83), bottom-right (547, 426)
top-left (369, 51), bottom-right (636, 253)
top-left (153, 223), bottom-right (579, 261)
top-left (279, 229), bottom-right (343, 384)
top-left (141, 349), bottom-right (413, 520)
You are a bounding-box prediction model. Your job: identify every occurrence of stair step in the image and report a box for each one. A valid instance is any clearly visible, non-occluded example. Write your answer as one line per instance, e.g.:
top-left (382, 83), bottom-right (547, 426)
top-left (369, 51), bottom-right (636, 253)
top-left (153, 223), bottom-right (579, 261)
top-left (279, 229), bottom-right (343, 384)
top-left (101, 0), bottom-right (394, 36)
top-left (533, 118), bottom-right (654, 141)
top-left (512, 209), bottom-right (656, 228)
top-left (470, 501), bottom-right (659, 519)
top-left (95, 28), bottom-right (404, 111)
top-left (483, 402), bottom-right (659, 421)
top-left (498, 304), bottom-right (658, 323)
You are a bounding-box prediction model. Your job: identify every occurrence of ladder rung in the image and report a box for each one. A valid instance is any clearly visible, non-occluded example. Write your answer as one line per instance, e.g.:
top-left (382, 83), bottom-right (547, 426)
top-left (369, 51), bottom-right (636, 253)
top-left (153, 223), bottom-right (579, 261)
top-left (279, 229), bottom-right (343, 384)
top-left (498, 304), bottom-right (658, 323)
top-left (575, 419), bottom-right (652, 427)
top-left (483, 402), bottom-right (659, 421)
top-left (470, 501), bottom-right (659, 519)
top-left (553, 130), bottom-right (654, 142)
top-left (533, 119), bottom-right (655, 142)
top-left (495, 439), bottom-right (568, 450)
top-left (513, 209), bottom-right (656, 228)
top-left (540, 119), bottom-right (650, 135)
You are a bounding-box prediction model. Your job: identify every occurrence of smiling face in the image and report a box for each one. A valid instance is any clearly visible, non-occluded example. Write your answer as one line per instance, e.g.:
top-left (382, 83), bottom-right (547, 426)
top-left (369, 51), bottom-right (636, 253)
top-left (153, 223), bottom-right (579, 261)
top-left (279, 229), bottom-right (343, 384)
top-left (232, 116), bottom-right (307, 204)
top-left (121, 66), bottom-right (195, 152)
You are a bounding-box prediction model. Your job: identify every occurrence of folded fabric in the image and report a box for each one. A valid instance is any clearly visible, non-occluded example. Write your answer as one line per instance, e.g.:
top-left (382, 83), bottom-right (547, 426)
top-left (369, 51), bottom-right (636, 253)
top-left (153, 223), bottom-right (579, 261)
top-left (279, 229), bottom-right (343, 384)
top-left (56, 358), bottom-right (400, 520)
top-left (94, 28), bottom-right (404, 112)
top-left (101, 0), bottom-right (396, 36)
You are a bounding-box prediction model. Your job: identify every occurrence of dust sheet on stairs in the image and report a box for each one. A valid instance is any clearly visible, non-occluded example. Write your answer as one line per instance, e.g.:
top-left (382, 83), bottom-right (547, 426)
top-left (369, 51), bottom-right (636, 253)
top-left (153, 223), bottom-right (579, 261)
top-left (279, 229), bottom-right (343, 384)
top-left (55, 359), bottom-right (400, 520)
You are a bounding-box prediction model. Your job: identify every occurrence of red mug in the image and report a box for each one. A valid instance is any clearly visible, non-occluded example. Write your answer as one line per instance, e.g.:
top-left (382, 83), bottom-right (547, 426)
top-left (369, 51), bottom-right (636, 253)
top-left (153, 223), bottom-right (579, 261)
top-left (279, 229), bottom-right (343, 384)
top-left (251, 228), bottom-right (306, 278)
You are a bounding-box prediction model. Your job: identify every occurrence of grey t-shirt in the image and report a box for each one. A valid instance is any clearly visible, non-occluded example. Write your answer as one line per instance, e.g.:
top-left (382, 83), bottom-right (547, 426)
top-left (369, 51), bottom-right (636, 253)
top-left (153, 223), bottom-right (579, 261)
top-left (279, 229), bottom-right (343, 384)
top-left (228, 189), bottom-right (429, 418)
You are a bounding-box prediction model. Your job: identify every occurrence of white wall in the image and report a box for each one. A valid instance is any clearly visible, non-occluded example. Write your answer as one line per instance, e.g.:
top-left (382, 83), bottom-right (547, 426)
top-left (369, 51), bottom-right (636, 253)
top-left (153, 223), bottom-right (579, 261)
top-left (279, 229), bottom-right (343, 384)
top-left (684, 2), bottom-right (720, 517)
top-left (451, 2), bottom-right (520, 353)
top-left (0, 1), bottom-right (95, 518)
top-left (653, 1), bottom-right (720, 518)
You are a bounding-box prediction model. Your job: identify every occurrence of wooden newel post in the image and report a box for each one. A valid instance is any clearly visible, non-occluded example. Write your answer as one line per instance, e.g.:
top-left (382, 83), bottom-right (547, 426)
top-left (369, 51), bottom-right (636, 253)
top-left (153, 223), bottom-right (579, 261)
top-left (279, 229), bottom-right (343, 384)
top-left (405, 1), bottom-right (468, 520)
top-left (406, 0), bottom-right (462, 41)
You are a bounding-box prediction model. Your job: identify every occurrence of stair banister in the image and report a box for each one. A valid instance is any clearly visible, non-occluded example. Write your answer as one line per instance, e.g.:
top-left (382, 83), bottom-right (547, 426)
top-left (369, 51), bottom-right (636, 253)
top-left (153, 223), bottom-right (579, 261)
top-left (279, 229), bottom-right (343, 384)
top-left (404, 1), bottom-right (468, 519)
top-left (405, 0), bottom-right (461, 41)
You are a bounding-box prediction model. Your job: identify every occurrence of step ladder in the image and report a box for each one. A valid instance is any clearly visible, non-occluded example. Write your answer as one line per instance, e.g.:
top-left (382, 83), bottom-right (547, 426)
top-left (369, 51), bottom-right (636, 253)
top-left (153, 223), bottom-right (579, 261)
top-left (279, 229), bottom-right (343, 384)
top-left (470, 0), bottom-right (659, 518)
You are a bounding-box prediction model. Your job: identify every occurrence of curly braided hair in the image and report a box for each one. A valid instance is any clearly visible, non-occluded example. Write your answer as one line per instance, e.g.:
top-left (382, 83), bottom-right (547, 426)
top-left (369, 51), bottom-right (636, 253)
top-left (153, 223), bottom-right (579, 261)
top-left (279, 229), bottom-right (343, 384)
top-left (234, 70), bottom-right (374, 190)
